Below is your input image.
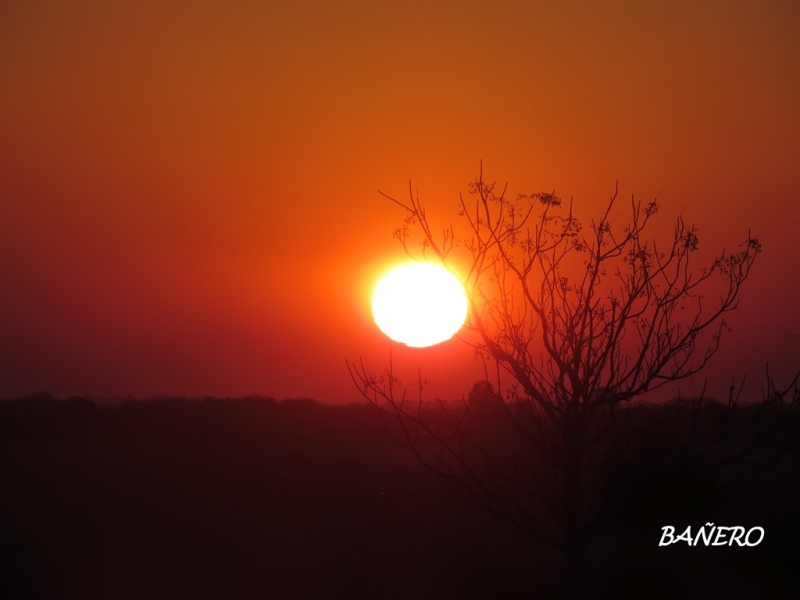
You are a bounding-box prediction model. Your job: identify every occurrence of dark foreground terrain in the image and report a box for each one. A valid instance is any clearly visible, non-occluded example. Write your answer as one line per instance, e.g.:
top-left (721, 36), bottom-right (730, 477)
top-left (1, 394), bottom-right (798, 599)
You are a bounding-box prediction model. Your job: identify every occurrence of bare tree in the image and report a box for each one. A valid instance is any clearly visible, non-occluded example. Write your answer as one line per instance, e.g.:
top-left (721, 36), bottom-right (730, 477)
top-left (348, 166), bottom-right (776, 577)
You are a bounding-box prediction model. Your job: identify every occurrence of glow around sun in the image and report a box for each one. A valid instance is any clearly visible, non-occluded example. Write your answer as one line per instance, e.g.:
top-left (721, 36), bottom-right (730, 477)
top-left (372, 263), bottom-right (468, 347)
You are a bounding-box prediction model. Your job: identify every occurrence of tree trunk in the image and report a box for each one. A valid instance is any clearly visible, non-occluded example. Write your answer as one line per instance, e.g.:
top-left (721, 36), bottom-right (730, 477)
top-left (563, 416), bottom-right (586, 581)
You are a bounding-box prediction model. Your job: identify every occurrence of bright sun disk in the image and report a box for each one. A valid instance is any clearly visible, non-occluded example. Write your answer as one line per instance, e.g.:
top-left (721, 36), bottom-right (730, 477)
top-left (372, 263), bottom-right (467, 347)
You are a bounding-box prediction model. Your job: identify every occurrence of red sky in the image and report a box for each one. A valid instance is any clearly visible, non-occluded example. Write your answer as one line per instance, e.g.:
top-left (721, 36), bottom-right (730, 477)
top-left (1, 0), bottom-right (798, 403)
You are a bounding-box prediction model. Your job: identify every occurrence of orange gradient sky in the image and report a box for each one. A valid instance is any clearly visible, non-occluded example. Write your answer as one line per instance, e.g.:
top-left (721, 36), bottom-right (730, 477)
top-left (1, 0), bottom-right (798, 403)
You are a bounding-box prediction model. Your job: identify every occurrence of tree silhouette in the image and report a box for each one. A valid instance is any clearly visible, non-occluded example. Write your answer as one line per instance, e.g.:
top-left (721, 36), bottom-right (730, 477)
top-left (348, 166), bottom-right (777, 578)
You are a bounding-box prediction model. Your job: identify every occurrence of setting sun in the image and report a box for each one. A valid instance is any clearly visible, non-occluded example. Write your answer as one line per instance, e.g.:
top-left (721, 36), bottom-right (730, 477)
top-left (372, 263), bottom-right (467, 347)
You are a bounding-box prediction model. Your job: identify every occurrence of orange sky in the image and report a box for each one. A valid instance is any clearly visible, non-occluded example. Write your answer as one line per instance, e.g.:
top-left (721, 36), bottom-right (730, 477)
top-left (1, 0), bottom-right (798, 403)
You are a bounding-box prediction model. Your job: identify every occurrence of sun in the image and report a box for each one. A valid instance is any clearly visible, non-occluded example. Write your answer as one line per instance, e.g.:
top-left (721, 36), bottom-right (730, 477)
top-left (372, 263), bottom-right (468, 347)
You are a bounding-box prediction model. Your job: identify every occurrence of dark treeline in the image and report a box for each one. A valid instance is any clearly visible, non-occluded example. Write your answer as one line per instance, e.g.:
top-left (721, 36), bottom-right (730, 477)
top-left (1, 394), bottom-right (799, 598)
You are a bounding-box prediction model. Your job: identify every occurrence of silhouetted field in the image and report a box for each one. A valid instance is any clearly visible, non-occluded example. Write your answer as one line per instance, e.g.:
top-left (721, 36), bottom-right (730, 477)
top-left (1, 394), bottom-right (798, 599)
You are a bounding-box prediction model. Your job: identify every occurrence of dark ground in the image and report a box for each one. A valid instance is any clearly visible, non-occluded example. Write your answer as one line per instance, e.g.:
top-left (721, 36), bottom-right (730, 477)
top-left (0, 395), bottom-right (798, 599)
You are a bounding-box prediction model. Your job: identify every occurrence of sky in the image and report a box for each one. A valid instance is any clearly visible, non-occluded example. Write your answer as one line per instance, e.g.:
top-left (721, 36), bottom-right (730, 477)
top-left (1, 0), bottom-right (798, 403)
